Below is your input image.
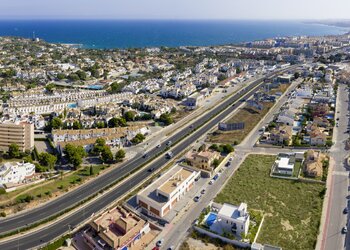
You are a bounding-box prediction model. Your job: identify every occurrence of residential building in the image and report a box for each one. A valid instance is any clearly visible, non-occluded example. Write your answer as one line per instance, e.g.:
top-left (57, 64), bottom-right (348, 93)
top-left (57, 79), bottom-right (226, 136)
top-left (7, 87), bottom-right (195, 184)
top-left (86, 206), bottom-right (150, 250)
top-left (310, 127), bottom-right (327, 146)
top-left (269, 125), bottom-right (292, 145)
top-left (273, 153), bottom-right (296, 176)
top-left (216, 203), bottom-right (250, 236)
top-left (0, 162), bottom-right (35, 186)
top-left (186, 150), bottom-right (220, 172)
top-left (136, 165), bottom-right (200, 218)
top-left (0, 121), bottom-right (34, 152)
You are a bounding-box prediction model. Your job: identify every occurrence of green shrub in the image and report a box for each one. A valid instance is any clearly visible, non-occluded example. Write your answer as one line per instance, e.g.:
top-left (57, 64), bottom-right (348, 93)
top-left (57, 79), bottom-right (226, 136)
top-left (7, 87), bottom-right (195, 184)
top-left (16, 194), bottom-right (34, 203)
top-left (0, 212), bottom-right (6, 217)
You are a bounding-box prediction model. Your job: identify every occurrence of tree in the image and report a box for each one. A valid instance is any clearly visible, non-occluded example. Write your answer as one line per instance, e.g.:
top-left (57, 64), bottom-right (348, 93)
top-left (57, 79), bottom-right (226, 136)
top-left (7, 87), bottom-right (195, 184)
top-left (115, 149), bottom-right (126, 162)
top-left (198, 144), bottom-right (206, 152)
top-left (209, 144), bottom-right (220, 152)
top-left (76, 70), bottom-right (87, 81)
top-left (72, 120), bottom-right (82, 130)
top-left (68, 73), bottom-right (80, 82)
top-left (89, 165), bottom-right (94, 176)
top-left (110, 81), bottom-right (126, 93)
top-left (108, 117), bottom-right (127, 128)
top-left (101, 146), bottom-right (113, 163)
top-left (39, 152), bottom-right (57, 169)
top-left (131, 133), bottom-right (146, 144)
top-left (51, 117), bottom-right (63, 130)
top-left (159, 113), bottom-right (173, 126)
top-left (56, 73), bottom-right (66, 80)
top-left (213, 159), bottom-right (220, 168)
top-left (221, 144), bottom-right (234, 154)
top-left (45, 83), bottom-right (55, 93)
top-left (8, 143), bottom-right (20, 158)
top-left (93, 138), bottom-right (106, 154)
top-left (124, 111), bottom-right (135, 122)
top-left (64, 144), bottom-right (86, 169)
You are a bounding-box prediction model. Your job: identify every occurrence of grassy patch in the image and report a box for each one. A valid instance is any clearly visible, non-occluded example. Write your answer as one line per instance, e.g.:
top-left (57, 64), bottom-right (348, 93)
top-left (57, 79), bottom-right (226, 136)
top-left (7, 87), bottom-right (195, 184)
top-left (207, 102), bottom-right (274, 144)
top-left (0, 165), bottom-right (107, 207)
top-left (214, 154), bottom-right (324, 250)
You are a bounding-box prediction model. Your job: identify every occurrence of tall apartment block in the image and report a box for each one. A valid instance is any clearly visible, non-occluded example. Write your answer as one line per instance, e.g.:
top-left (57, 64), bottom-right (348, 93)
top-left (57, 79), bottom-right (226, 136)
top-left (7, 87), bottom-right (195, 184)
top-left (0, 122), bottom-right (34, 152)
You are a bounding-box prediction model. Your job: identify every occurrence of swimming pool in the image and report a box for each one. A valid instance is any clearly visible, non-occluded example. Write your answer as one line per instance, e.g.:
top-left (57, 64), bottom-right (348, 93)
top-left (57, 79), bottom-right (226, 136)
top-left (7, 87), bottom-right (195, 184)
top-left (88, 85), bottom-right (104, 90)
top-left (67, 103), bottom-right (77, 108)
top-left (206, 212), bottom-right (217, 227)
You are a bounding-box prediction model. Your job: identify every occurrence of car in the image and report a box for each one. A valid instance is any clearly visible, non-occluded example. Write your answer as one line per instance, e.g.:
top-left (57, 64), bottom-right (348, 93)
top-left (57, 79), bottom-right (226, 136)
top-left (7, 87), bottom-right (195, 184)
top-left (166, 140), bottom-right (172, 146)
top-left (336, 118), bottom-right (340, 121)
top-left (344, 207), bottom-right (349, 214)
top-left (209, 180), bottom-right (214, 185)
top-left (194, 196), bottom-right (200, 202)
top-left (167, 246), bottom-right (175, 250)
top-left (148, 167), bottom-right (155, 172)
top-left (143, 154), bottom-right (148, 158)
top-left (201, 189), bottom-right (206, 194)
top-left (342, 226), bottom-right (348, 234)
top-left (189, 125), bottom-right (194, 129)
top-left (194, 176), bottom-right (201, 181)
top-left (156, 144), bottom-right (161, 148)
top-left (166, 151), bottom-right (173, 159)
top-left (156, 239), bottom-right (164, 247)
top-left (213, 174), bottom-right (219, 181)
top-left (229, 157), bottom-right (233, 161)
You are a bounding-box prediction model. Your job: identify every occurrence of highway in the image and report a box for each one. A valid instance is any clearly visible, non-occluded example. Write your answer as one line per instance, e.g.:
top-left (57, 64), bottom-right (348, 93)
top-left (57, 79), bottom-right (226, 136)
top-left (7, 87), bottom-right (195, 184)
top-left (0, 66), bottom-right (297, 250)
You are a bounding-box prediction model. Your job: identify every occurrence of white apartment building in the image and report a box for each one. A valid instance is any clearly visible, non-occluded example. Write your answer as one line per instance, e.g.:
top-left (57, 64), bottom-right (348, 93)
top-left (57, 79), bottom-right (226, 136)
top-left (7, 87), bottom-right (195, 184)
top-left (136, 165), bottom-right (200, 218)
top-left (0, 162), bottom-right (35, 186)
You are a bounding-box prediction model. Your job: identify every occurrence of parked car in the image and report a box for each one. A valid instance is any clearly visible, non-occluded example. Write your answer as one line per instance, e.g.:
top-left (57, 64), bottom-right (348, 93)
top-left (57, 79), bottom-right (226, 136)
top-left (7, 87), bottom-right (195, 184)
top-left (201, 189), bottom-right (206, 194)
top-left (194, 196), bottom-right (200, 202)
top-left (148, 167), bottom-right (155, 172)
top-left (156, 144), bottom-right (161, 148)
top-left (342, 226), bottom-right (348, 234)
top-left (225, 162), bottom-right (231, 167)
top-left (166, 140), bottom-right (172, 146)
top-left (156, 239), bottom-right (164, 247)
top-left (209, 180), bottom-right (214, 185)
top-left (213, 174), bottom-right (219, 181)
top-left (343, 207), bottom-right (349, 214)
top-left (143, 153), bottom-right (149, 158)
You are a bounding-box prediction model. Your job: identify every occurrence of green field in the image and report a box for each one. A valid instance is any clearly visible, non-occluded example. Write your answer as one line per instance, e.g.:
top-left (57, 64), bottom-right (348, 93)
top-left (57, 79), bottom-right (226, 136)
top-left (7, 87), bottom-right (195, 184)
top-left (214, 154), bottom-right (325, 250)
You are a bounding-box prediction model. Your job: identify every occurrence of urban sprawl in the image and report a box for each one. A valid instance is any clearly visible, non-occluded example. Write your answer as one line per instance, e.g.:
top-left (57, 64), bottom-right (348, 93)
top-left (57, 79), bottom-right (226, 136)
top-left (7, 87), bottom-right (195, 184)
top-left (0, 33), bottom-right (350, 250)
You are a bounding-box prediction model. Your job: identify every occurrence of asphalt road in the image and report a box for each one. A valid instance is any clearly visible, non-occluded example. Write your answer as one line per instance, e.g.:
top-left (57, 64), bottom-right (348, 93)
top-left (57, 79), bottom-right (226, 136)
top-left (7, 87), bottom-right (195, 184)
top-left (0, 66), bottom-right (297, 250)
top-left (323, 83), bottom-right (349, 250)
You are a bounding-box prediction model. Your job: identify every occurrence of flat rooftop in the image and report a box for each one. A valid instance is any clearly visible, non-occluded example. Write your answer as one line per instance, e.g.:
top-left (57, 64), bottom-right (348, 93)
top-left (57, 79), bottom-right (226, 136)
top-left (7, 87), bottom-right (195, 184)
top-left (158, 168), bottom-right (193, 195)
top-left (277, 157), bottom-right (294, 170)
top-left (138, 165), bottom-right (197, 205)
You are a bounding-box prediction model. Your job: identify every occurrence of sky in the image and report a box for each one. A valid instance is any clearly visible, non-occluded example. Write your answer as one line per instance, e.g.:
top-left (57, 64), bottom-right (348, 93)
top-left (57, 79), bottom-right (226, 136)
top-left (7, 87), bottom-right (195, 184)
top-left (1, 0), bottom-right (350, 20)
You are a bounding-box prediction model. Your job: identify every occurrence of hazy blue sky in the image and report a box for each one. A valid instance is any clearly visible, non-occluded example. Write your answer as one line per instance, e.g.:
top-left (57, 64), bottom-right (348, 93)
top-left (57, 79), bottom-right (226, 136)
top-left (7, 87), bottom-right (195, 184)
top-left (1, 0), bottom-right (350, 20)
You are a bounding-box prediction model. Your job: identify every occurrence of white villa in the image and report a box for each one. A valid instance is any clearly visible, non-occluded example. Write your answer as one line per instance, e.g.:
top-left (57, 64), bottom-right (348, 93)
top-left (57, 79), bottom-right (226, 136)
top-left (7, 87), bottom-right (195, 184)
top-left (0, 162), bottom-right (35, 186)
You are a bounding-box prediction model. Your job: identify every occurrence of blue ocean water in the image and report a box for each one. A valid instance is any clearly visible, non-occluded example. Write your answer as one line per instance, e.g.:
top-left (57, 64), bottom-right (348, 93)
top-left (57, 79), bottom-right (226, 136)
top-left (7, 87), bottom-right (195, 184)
top-left (0, 20), bottom-right (348, 49)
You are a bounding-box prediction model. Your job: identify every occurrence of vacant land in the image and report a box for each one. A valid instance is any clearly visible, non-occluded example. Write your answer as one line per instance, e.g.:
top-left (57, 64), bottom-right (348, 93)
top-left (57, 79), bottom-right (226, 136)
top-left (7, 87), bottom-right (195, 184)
top-left (214, 154), bottom-right (325, 250)
top-left (207, 102), bottom-right (274, 144)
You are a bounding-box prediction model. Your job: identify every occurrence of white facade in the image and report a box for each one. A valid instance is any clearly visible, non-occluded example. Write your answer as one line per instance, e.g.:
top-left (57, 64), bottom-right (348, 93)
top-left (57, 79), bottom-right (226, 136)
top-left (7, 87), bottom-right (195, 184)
top-left (0, 162), bottom-right (35, 186)
top-left (217, 203), bottom-right (250, 236)
top-left (136, 165), bottom-right (200, 218)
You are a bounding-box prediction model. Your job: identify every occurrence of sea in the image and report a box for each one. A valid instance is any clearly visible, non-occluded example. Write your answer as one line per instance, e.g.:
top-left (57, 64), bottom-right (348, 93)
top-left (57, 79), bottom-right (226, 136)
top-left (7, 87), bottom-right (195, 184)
top-left (0, 20), bottom-right (348, 49)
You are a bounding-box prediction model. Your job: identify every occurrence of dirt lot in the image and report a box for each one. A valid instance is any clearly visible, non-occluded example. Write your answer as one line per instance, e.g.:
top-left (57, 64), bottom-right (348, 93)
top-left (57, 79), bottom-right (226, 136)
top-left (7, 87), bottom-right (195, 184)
top-left (207, 102), bottom-right (274, 144)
